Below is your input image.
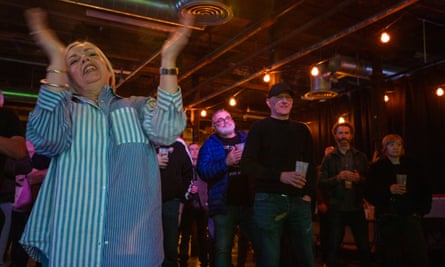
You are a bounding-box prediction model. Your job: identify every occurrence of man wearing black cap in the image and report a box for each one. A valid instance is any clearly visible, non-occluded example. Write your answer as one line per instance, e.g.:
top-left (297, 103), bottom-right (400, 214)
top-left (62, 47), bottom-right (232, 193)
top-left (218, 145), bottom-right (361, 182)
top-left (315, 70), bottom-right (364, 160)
top-left (241, 82), bottom-right (316, 267)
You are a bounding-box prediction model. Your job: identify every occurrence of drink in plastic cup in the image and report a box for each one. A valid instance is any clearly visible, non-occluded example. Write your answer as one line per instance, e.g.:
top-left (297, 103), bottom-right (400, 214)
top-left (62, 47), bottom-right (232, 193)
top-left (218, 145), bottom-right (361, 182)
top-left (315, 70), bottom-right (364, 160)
top-left (159, 147), bottom-right (169, 159)
top-left (396, 174), bottom-right (407, 185)
top-left (236, 143), bottom-right (245, 151)
top-left (295, 161), bottom-right (309, 175)
top-left (159, 147), bottom-right (169, 169)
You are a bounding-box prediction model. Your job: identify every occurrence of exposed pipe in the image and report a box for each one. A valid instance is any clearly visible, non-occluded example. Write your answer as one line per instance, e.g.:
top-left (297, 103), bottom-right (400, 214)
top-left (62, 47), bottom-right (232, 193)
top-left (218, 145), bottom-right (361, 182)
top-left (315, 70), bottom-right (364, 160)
top-left (185, 0), bottom-right (355, 106)
top-left (187, 0), bottom-right (420, 108)
top-left (179, 0), bottom-right (305, 89)
top-left (59, 0), bottom-right (204, 30)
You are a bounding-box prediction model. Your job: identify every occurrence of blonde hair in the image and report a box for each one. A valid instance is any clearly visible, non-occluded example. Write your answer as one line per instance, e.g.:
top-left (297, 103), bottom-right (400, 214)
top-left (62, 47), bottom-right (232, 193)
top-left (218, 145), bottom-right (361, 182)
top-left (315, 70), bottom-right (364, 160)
top-left (65, 41), bottom-right (116, 92)
top-left (381, 134), bottom-right (404, 156)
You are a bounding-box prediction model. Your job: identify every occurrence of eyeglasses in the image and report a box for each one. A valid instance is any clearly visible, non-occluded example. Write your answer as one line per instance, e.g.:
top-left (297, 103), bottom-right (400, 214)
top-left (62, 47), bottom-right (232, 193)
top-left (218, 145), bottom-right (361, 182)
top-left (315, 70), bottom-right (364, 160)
top-left (213, 116), bottom-right (233, 126)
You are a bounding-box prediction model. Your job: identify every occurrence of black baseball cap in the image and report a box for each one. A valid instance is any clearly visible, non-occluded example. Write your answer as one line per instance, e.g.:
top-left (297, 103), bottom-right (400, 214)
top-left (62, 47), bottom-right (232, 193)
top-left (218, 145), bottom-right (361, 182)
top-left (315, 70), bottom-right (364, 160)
top-left (267, 83), bottom-right (295, 98)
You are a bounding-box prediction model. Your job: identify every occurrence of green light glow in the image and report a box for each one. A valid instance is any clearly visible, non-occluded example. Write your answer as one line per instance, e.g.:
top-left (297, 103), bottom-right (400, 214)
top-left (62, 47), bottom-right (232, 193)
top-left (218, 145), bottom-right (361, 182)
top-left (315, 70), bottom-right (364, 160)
top-left (2, 90), bottom-right (38, 99)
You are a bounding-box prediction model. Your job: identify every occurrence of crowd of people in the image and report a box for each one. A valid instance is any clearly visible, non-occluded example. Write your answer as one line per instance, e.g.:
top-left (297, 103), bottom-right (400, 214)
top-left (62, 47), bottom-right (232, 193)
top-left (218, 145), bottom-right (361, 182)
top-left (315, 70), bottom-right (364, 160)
top-left (0, 6), bottom-right (433, 267)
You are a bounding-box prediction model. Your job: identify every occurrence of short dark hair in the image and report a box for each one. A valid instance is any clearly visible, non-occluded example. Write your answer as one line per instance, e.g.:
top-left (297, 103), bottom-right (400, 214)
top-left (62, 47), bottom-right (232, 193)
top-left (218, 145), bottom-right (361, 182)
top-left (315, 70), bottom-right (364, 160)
top-left (331, 122), bottom-right (354, 136)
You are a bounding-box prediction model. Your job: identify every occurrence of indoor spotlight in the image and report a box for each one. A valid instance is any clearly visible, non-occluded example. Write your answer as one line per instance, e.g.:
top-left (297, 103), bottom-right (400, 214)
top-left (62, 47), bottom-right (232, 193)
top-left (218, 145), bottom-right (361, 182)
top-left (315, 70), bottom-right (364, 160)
top-left (380, 31), bottom-right (390, 43)
top-left (384, 94), bottom-right (390, 102)
top-left (229, 97), bottom-right (237, 106)
top-left (436, 87), bottom-right (444, 97)
top-left (200, 109), bottom-right (207, 117)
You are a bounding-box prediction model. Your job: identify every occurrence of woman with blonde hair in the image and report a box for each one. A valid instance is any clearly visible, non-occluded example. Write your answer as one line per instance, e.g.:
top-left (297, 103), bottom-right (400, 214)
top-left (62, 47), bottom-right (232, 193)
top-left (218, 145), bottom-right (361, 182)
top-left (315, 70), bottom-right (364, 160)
top-left (365, 134), bottom-right (432, 267)
top-left (21, 8), bottom-right (193, 267)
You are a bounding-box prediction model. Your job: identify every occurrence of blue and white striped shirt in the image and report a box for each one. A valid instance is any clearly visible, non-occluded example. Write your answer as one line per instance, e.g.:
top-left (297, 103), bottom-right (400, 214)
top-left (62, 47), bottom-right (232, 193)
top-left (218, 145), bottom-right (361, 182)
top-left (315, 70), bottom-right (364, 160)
top-left (21, 85), bottom-right (186, 267)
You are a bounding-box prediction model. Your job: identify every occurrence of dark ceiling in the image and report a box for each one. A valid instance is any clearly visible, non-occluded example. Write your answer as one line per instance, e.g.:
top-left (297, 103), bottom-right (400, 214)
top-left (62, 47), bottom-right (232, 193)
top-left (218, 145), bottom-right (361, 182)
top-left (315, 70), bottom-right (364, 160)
top-left (1, 0), bottom-right (445, 127)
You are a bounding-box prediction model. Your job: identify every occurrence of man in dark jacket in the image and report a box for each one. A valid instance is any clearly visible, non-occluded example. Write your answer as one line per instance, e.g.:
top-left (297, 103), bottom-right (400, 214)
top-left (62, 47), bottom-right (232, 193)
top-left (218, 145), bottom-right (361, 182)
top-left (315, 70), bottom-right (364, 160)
top-left (318, 122), bottom-right (371, 267)
top-left (197, 109), bottom-right (256, 267)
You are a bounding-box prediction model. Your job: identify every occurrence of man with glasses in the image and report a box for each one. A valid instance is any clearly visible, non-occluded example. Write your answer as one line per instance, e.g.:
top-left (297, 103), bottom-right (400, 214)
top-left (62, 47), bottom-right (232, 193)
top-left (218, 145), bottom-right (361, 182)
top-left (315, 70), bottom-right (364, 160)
top-left (196, 109), bottom-right (256, 267)
top-left (241, 83), bottom-right (316, 267)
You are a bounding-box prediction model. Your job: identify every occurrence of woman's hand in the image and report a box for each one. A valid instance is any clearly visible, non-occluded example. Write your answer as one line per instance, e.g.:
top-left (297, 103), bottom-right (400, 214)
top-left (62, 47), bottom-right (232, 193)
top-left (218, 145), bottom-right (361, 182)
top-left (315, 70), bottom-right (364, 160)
top-left (25, 8), bottom-right (66, 64)
top-left (161, 14), bottom-right (194, 65)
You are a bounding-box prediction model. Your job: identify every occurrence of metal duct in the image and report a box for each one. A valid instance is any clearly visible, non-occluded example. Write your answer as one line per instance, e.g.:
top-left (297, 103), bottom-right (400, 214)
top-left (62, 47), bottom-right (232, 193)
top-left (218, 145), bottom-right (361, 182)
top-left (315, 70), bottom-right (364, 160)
top-left (327, 54), bottom-right (401, 79)
top-left (62, 0), bottom-right (232, 28)
top-left (176, 0), bottom-right (233, 26)
top-left (302, 75), bottom-right (338, 101)
top-left (302, 54), bottom-right (402, 101)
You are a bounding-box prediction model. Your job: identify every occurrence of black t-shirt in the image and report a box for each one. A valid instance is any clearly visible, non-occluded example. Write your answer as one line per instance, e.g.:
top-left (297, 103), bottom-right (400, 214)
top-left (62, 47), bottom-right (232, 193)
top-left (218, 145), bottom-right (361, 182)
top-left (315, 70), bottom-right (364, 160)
top-left (218, 134), bottom-right (250, 206)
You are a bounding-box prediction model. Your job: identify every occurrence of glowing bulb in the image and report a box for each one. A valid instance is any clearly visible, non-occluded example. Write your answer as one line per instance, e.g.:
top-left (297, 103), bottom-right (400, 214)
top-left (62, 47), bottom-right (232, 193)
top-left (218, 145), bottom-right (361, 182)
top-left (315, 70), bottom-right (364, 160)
top-left (436, 87), bottom-right (444, 96)
top-left (229, 97), bottom-right (237, 106)
top-left (310, 66), bottom-right (319, 76)
top-left (384, 94), bottom-right (389, 102)
top-left (200, 110), bottom-right (207, 117)
top-left (338, 116), bottom-right (345, 124)
top-left (263, 73), bottom-right (270, 83)
top-left (380, 32), bottom-right (390, 43)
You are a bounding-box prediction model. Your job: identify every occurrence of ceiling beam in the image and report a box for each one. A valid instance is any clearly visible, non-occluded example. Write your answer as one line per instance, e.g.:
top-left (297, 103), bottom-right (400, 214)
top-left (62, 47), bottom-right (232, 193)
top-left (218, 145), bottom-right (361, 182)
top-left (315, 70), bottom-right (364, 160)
top-left (186, 0), bottom-right (420, 108)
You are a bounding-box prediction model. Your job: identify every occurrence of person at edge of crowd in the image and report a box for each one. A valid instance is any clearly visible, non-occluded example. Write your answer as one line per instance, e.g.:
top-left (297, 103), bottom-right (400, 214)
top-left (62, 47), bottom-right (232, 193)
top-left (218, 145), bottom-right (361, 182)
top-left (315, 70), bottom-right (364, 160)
top-left (157, 138), bottom-right (194, 267)
top-left (178, 142), bottom-right (210, 267)
top-left (315, 146), bottom-right (335, 266)
top-left (20, 8), bottom-right (193, 267)
top-left (318, 122), bottom-right (371, 267)
top-left (8, 140), bottom-right (50, 267)
top-left (240, 82), bottom-right (316, 267)
top-left (364, 134), bottom-right (432, 267)
top-left (196, 109), bottom-right (257, 267)
top-left (0, 90), bottom-right (28, 267)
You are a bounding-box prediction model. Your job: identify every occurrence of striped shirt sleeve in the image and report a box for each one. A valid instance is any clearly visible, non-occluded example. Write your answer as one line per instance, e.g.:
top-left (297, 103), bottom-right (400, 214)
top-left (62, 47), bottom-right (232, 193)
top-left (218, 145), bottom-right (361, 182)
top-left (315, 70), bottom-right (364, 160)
top-left (142, 87), bottom-right (186, 145)
top-left (26, 87), bottom-right (73, 157)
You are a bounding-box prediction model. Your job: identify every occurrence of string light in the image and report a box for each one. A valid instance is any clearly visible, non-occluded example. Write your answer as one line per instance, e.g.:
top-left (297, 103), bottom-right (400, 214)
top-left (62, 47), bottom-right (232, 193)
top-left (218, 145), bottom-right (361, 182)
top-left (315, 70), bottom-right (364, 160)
top-left (263, 72), bottom-right (271, 83)
top-left (380, 31), bottom-right (390, 43)
top-left (200, 109), bottom-right (207, 117)
top-left (310, 66), bottom-right (320, 76)
top-left (338, 116), bottom-right (346, 124)
top-left (229, 97), bottom-right (237, 106)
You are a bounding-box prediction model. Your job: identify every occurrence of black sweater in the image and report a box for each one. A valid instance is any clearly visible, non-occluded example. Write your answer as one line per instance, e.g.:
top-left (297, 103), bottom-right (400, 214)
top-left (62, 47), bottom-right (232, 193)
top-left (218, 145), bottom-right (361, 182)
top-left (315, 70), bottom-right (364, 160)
top-left (364, 156), bottom-right (432, 217)
top-left (241, 117), bottom-right (315, 198)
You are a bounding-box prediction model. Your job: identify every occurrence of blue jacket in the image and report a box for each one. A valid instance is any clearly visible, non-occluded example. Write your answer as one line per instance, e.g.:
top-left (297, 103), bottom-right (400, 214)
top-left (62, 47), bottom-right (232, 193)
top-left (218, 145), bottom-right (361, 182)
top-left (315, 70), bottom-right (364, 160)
top-left (196, 130), bottom-right (247, 216)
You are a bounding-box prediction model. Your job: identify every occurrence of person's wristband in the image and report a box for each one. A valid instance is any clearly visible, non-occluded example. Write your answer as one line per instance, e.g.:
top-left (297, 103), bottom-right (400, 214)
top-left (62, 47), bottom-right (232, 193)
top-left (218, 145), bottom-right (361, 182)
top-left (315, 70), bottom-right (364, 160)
top-left (159, 67), bottom-right (178, 75)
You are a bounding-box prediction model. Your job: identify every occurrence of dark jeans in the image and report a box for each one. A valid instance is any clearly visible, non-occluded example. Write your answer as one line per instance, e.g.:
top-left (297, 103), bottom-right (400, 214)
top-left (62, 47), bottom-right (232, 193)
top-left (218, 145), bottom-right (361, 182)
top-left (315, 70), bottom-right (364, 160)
top-left (378, 214), bottom-right (428, 267)
top-left (211, 205), bottom-right (256, 267)
top-left (179, 201), bottom-right (209, 267)
top-left (162, 198), bottom-right (181, 267)
top-left (326, 209), bottom-right (371, 267)
top-left (254, 193), bottom-right (314, 267)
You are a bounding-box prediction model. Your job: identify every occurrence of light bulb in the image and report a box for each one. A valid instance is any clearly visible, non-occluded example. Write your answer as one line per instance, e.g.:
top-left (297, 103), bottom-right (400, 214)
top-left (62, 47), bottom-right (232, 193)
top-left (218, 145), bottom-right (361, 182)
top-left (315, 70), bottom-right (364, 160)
top-left (338, 117), bottom-right (345, 124)
top-left (263, 73), bottom-right (270, 83)
top-left (311, 66), bottom-right (319, 76)
top-left (380, 32), bottom-right (390, 43)
top-left (229, 97), bottom-right (236, 106)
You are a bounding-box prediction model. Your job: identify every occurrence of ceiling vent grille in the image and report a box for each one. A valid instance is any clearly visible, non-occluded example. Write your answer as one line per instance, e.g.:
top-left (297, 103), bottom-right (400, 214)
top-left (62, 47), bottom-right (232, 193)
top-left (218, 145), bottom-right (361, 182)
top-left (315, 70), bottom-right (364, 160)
top-left (176, 0), bottom-right (233, 26)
